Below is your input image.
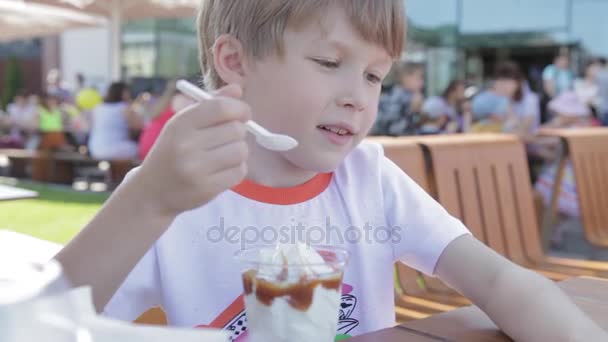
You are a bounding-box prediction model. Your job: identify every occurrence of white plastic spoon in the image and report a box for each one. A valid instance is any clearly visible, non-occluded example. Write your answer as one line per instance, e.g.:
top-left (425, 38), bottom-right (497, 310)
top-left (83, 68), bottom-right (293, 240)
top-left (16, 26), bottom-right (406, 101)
top-left (176, 80), bottom-right (298, 151)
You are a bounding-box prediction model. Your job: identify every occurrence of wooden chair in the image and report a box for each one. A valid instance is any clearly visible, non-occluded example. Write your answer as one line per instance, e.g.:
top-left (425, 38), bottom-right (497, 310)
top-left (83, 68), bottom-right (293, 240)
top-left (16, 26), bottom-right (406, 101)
top-left (539, 128), bottom-right (608, 248)
top-left (418, 134), bottom-right (608, 280)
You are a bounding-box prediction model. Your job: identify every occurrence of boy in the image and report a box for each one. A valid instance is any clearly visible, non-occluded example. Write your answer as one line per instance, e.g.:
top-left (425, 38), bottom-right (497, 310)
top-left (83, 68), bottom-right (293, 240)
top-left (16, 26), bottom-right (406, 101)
top-left (56, 1), bottom-right (606, 341)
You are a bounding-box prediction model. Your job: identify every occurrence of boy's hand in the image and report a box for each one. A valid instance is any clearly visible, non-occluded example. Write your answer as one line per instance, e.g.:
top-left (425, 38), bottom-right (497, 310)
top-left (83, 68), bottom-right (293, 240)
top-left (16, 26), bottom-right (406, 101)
top-left (136, 84), bottom-right (251, 215)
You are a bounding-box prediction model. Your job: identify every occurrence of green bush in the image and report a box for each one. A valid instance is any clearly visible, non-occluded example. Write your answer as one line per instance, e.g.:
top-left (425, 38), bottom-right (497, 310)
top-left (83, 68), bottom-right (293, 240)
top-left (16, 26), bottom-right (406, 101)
top-left (1, 56), bottom-right (23, 110)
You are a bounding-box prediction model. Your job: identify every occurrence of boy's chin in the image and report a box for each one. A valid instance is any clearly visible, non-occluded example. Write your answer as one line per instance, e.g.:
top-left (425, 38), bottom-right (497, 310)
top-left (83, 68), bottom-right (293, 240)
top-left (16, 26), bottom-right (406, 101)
top-left (288, 151), bottom-right (347, 174)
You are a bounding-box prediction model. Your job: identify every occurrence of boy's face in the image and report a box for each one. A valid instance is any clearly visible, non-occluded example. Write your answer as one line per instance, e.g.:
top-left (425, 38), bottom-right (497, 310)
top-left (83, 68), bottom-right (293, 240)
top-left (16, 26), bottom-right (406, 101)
top-left (241, 6), bottom-right (393, 172)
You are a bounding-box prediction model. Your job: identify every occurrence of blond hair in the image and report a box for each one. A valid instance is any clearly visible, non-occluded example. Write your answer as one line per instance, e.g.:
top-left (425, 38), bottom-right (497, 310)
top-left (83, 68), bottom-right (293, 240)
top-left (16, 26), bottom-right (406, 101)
top-left (197, 0), bottom-right (406, 89)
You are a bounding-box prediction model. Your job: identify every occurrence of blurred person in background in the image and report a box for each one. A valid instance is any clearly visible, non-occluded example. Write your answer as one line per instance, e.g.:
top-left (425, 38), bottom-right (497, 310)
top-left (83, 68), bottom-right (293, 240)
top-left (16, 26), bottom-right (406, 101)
top-left (543, 92), bottom-right (602, 129)
top-left (459, 85), bottom-right (479, 132)
top-left (28, 93), bottom-right (71, 182)
top-left (596, 57), bottom-right (608, 126)
top-left (70, 77), bottom-right (104, 148)
top-left (34, 93), bottom-right (70, 151)
top-left (512, 76), bottom-right (541, 135)
top-left (511, 75), bottom-right (560, 182)
top-left (542, 52), bottom-right (574, 99)
top-left (370, 62), bottom-right (425, 136)
top-left (138, 80), bottom-right (196, 160)
top-left (541, 52), bottom-right (574, 122)
top-left (46, 68), bottom-right (73, 104)
top-left (574, 60), bottom-right (600, 117)
top-left (535, 92), bottom-right (602, 246)
top-left (418, 80), bottom-right (466, 134)
top-left (88, 82), bottom-right (141, 160)
top-left (470, 90), bottom-right (513, 133)
top-left (1, 90), bottom-right (38, 148)
top-left (470, 62), bottom-right (523, 133)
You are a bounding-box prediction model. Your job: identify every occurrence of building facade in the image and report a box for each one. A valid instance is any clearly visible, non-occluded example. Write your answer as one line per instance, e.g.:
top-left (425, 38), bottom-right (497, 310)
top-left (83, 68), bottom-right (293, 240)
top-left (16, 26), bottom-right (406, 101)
top-left (406, 0), bottom-right (608, 95)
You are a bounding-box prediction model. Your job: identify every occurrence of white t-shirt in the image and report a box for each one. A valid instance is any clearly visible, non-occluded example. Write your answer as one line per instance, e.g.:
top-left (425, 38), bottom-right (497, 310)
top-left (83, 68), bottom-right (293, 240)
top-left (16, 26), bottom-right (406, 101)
top-left (103, 141), bottom-right (470, 340)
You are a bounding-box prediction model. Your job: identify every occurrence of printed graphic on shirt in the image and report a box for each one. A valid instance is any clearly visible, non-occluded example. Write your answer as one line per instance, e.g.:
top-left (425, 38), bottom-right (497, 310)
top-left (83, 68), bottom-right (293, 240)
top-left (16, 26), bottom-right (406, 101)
top-left (195, 283), bottom-right (359, 341)
top-left (194, 295), bottom-right (248, 341)
top-left (336, 283), bottom-right (359, 338)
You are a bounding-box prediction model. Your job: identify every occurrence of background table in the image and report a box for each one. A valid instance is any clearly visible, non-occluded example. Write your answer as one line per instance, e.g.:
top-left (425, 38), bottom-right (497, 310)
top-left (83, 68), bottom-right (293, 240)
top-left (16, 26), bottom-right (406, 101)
top-left (351, 277), bottom-right (608, 341)
top-left (0, 184), bottom-right (38, 201)
top-left (0, 230), bottom-right (61, 262)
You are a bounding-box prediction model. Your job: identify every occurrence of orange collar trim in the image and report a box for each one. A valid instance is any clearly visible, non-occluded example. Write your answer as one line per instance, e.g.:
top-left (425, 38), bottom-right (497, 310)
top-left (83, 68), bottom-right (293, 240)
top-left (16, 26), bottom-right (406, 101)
top-left (231, 173), bottom-right (333, 205)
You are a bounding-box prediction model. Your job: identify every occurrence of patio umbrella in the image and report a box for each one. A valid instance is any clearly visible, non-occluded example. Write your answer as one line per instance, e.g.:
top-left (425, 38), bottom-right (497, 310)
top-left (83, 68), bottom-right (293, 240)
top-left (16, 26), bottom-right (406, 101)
top-left (25, 0), bottom-right (200, 79)
top-left (0, 0), bottom-right (106, 42)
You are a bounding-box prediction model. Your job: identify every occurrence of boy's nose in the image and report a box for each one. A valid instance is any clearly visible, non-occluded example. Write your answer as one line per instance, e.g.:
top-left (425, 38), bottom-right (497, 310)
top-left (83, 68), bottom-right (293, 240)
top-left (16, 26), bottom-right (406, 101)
top-left (337, 89), bottom-right (366, 113)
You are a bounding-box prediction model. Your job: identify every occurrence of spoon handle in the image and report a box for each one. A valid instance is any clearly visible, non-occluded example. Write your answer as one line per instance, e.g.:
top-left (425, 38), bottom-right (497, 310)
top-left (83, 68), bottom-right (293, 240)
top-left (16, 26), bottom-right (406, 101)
top-left (176, 80), bottom-right (212, 100)
top-left (176, 80), bottom-right (266, 138)
top-left (246, 120), bottom-right (270, 136)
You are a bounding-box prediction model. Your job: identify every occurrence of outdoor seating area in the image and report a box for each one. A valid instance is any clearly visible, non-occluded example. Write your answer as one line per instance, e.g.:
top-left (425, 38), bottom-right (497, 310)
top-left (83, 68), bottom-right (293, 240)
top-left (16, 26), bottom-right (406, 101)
top-left (3, 0), bottom-right (608, 341)
top-left (3, 128), bottom-right (608, 340)
top-left (367, 129), bottom-right (608, 325)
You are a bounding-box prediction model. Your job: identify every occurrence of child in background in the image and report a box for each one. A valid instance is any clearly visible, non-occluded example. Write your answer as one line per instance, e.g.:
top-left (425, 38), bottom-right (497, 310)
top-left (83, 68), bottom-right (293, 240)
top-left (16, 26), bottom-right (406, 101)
top-left (418, 98), bottom-right (457, 134)
top-left (469, 91), bottom-right (513, 133)
top-left (535, 92), bottom-right (601, 245)
top-left (54, 1), bottom-right (606, 341)
top-left (419, 80), bottom-right (465, 134)
top-left (371, 62), bottom-right (425, 136)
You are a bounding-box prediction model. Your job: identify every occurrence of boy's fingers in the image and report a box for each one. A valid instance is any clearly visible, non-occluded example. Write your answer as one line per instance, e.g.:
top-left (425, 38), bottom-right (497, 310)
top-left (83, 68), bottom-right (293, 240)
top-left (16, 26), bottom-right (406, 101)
top-left (176, 97), bottom-right (251, 129)
top-left (193, 121), bottom-right (247, 150)
top-left (207, 162), bottom-right (248, 191)
top-left (205, 140), bottom-right (249, 174)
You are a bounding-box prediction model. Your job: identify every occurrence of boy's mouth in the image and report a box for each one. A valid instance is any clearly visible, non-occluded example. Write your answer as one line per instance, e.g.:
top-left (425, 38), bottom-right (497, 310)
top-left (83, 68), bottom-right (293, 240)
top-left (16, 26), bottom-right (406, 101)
top-left (316, 125), bottom-right (354, 136)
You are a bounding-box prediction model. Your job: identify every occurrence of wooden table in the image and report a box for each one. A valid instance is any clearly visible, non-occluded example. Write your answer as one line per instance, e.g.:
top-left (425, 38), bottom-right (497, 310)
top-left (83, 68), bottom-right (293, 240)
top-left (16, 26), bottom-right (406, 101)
top-left (0, 184), bottom-right (38, 201)
top-left (351, 277), bottom-right (608, 341)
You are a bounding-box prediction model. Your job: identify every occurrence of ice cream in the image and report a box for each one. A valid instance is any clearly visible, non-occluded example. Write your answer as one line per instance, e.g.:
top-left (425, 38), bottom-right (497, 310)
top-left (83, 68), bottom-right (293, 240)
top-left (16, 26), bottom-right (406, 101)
top-left (238, 243), bottom-right (347, 342)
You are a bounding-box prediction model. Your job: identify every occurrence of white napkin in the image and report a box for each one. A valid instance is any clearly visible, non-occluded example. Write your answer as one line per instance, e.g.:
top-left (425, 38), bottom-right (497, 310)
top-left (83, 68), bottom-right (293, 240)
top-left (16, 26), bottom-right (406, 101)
top-left (1, 286), bottom-right (228, 342)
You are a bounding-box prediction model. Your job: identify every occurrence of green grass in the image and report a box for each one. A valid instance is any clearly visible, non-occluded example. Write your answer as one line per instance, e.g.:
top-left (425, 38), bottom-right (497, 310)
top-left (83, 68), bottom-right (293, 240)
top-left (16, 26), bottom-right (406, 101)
top-left (0, 179), bottom-right (109, 244)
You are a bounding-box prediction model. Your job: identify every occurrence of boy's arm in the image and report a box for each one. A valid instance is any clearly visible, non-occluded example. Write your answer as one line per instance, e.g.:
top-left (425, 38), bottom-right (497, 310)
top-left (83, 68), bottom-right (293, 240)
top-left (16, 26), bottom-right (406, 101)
top-left (55, 85), bottom-right (251, 312)
top-left (54, 177), bottom-right (176, 312)
top-left (435, 235), bottom-right (607, 341)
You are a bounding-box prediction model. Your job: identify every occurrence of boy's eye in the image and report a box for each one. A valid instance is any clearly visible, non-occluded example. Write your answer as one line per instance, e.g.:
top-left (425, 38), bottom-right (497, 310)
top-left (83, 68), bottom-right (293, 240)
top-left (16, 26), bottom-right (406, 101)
top-left (313, 58), bottom-right (340, 69)
top-left (366, 73), bottom-right (382, 84)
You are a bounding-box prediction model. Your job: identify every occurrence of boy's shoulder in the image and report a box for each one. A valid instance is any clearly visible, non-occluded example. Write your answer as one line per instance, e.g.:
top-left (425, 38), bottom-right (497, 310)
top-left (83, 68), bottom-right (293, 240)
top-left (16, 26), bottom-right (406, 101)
top-left (333, 139), bottom-right (395, 189)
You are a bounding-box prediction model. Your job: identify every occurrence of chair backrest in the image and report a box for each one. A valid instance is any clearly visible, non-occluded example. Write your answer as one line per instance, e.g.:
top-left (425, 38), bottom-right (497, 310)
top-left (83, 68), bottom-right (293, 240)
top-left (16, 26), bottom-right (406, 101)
top-left (418, 134), bottom-right (545, 265)
top-left (552, 128), bottom-right (608, 245)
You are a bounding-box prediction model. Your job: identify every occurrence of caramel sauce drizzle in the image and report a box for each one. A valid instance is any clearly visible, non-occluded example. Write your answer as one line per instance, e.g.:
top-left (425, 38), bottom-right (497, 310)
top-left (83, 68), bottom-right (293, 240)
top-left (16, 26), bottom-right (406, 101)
top-left (242, 270), bottom-right (343, 311)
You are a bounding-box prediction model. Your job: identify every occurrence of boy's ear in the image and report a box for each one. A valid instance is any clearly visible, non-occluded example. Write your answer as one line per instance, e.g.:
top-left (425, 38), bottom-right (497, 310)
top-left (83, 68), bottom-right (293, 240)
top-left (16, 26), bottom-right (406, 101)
top-left (213, 34), bottom-right (248, 86)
